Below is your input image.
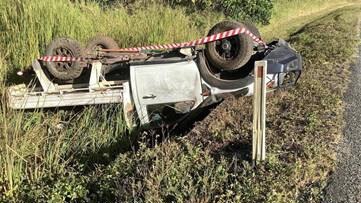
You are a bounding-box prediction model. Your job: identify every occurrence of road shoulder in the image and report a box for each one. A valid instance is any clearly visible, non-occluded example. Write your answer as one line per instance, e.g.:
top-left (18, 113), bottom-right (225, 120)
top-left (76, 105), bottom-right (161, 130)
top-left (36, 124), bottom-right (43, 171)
top-left (323, 18), bottom-right (361, 203)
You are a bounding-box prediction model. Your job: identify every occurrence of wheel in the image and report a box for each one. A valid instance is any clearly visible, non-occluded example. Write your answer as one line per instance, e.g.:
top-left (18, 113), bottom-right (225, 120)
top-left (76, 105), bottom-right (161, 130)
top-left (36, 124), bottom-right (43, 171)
top-left (205, 20), bottom-right (254, 71)
top-left (44, 38), bottom-right (84, 82)
top-left (196, 51), bottom-right (253, 90)
top-left (86, 36), bottom-right (119, 55)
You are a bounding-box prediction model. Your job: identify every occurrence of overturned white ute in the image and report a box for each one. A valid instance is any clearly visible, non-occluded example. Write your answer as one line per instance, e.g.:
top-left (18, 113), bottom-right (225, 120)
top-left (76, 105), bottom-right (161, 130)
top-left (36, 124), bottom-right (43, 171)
top-left (7, 21), bottom-right (302, 128)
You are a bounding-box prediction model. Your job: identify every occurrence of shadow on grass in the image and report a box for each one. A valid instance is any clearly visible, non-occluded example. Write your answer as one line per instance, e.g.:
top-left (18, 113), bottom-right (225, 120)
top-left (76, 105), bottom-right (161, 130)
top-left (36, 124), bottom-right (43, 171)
top-left (5, 66), bottom-right (34, 86)
top-left (73, 131), bottom-right (135, 172)
top-left (288, 8), bottom-right (349, 41)
top-left (67, 101), bottom-right (221, 173)
top-left (211, 139), bottom-right (252, 162)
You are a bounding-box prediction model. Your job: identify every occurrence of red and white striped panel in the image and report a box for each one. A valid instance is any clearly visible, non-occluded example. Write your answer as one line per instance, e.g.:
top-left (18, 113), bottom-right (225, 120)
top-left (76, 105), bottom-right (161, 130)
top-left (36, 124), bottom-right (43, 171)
top-left (116, 26), bottom-right (266, 52)
top-left (38, 26), bottom-right (266, 62)
top-left (38, 55), bottom-right (132, 62)
top-left (39, 56), bottom-right (85, 62)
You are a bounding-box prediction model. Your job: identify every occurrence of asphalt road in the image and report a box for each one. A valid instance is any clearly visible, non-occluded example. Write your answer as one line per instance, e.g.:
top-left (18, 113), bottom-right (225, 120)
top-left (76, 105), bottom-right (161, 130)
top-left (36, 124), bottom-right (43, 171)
top-left (323, 25), bottom-right (361, 203)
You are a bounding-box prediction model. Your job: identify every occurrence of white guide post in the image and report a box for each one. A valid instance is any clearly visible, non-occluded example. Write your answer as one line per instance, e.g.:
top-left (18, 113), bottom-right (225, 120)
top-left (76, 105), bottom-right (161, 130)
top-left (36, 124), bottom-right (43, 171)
top-left (252, 60), bottom-right (267, 164)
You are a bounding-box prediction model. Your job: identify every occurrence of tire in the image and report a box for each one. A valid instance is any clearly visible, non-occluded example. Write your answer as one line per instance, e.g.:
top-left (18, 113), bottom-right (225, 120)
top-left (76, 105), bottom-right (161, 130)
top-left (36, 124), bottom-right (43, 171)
top-left (86, 36), bottom-right (119, 55)
top-left (44, 38), bottom-right (84, 82)
top-left (205, 20), bottom-right (254, 71)
top-left (197, 51), bottom-right (253, 90)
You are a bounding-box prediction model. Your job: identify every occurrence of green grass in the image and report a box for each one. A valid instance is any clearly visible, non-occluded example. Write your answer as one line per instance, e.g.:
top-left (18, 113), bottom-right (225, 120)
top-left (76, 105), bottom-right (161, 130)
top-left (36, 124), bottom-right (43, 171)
top-left (186, 6), bottom-right (360, 202)
top-left (84, 7), bottom-right (359, 202)
top-left (0, 0), bottom-right (360, 201)
top-left (0, 0), bottom-right (203, 70)
top-left (261, 0), bottom-right (359, 40)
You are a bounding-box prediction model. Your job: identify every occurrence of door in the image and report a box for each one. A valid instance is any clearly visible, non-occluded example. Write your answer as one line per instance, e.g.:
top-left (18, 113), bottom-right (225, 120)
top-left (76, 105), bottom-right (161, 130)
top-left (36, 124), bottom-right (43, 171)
top-left (130, 60), bottom-right (203, 125)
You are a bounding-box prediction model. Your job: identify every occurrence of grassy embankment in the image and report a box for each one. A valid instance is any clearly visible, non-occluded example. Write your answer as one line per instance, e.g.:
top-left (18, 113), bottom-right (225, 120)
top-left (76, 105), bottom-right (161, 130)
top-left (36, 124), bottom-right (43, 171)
top-left (81, 6), bottom-right (360, 202)
top-left (0, 0), bottom-right (360, 201)
top-left (262, 0), bottom-right (360, 40)
top-left (185, 6), bottom-right (360, 202)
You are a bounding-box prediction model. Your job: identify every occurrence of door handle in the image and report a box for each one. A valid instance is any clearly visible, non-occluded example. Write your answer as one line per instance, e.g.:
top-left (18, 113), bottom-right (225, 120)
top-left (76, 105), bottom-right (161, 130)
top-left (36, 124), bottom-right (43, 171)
top-left (142, 94), bottom-right (156, 99)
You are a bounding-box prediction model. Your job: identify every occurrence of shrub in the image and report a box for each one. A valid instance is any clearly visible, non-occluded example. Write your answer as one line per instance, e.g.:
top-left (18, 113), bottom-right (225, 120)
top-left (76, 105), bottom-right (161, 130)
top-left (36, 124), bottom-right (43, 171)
top-left (17, 171), bottom-right (89, 202)
top-left (219, 0), bottom-right (273, 25)
top-left (94, 0), bottom-right (274, 25)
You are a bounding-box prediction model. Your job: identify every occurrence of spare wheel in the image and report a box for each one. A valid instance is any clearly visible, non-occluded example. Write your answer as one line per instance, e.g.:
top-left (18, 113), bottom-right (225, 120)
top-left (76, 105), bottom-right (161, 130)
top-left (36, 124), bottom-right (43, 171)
top-left (205, 20), bottom-right (254, 71)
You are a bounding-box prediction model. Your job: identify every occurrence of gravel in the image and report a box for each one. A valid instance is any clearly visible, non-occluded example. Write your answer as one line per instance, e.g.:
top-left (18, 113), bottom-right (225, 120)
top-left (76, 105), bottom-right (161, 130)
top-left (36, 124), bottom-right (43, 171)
top-left (323, 24), bottom-right (361, 203)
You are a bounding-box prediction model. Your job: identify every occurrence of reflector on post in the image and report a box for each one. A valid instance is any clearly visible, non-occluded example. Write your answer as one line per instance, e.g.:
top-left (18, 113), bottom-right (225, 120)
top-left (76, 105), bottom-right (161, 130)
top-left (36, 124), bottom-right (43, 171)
top-left (252, 60), bottom-right (267, 164)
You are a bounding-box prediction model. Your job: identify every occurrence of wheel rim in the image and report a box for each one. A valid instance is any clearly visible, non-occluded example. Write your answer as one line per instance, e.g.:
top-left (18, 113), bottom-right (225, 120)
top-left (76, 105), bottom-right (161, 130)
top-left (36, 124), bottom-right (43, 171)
top-left (53, 47), bottom-right (75, 73)
top-left (207, 35), bottom-right (239, 79)
top-left (205, 54), bottom-right (246, 80)
top-left (215, 36), bottom-right (240, 61)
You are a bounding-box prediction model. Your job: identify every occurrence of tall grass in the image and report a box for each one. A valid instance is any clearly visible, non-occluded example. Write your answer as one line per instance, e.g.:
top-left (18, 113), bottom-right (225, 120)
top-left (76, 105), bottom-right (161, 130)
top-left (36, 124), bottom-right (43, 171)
top-left (0, 0), bottom-right (201, 70)
top-left (0, 0), bottom-right (207, 198)
top-left (0, 0), bottom-right (359, 200)
top-left (0, 103), bottom-right (129, 198)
